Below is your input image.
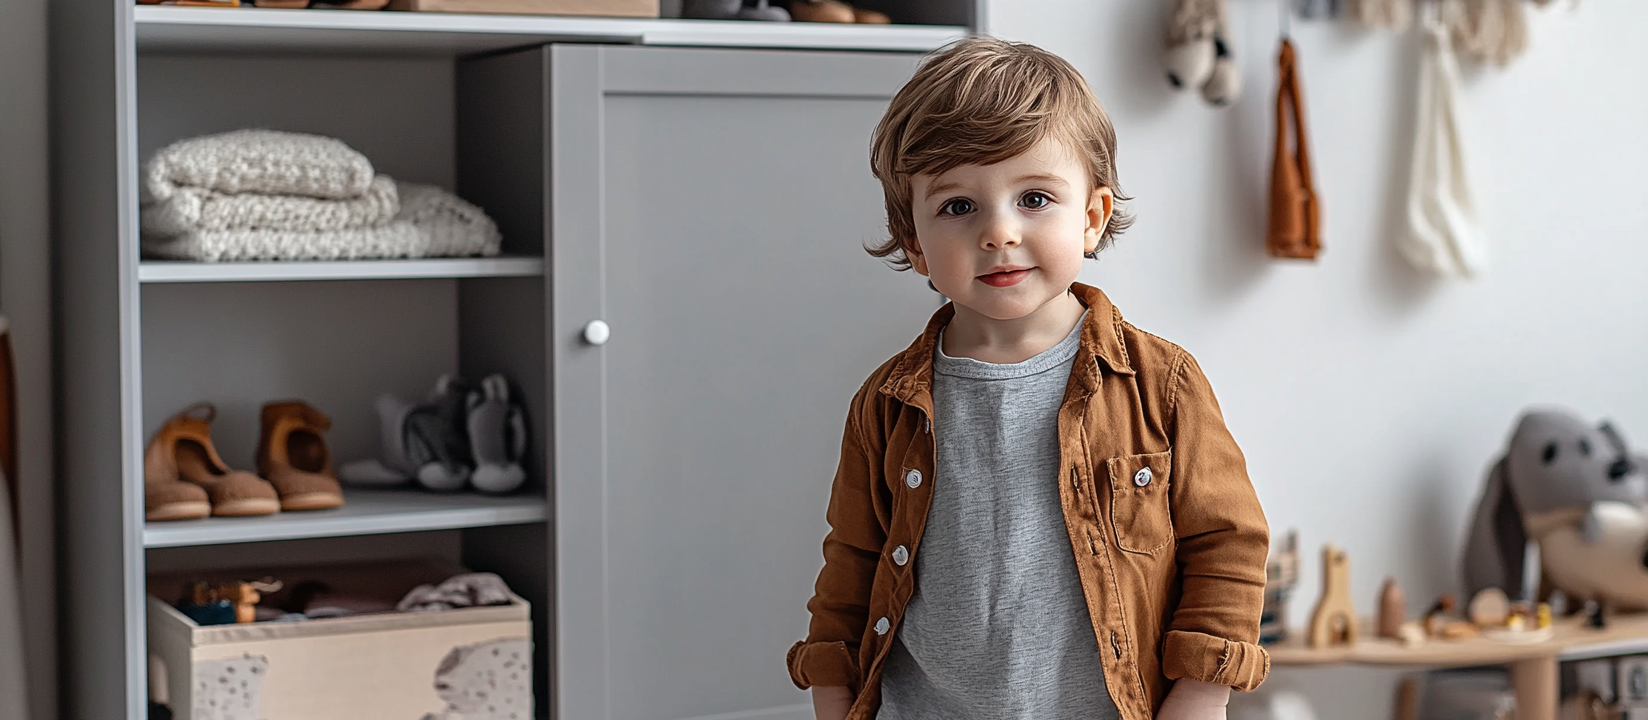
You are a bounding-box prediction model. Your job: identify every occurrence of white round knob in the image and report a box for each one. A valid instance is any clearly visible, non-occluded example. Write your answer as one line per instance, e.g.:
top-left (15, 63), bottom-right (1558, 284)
top-left (582, 319), bottom-right (611, 346)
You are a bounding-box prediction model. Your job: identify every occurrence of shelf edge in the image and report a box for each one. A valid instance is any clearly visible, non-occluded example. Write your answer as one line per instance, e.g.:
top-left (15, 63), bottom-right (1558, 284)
top-left (138, 257), bottom-right (545, 283)
top-left (134, 6), bottom-right (969, 53)
top-left (142, 502), bottom-right (548, 548)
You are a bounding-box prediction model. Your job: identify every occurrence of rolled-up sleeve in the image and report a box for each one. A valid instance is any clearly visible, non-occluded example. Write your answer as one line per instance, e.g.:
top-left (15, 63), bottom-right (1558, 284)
top-left (1162, 350), bottom-right (1271, 691)
top-left (787, 388), bottom-right (886, 693)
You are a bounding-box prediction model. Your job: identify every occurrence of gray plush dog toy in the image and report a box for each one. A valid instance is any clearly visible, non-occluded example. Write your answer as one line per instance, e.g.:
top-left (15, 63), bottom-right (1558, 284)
top-left (1462, 410), bottom-right (1648, 609)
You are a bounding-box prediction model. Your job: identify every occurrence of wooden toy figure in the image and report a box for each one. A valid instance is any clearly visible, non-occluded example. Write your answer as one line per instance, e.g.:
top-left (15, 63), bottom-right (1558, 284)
top-left (1376, 577), bottom-right (1406, 639)
top-left (1468, 588), bottom-right (1509, 627)
top-left (218, 579), bottom-right (282, 624)
top-left (177, 578), bottom-right (282, 626)
top-left (1309, 544), bottom-right (1357, 648)
top-left (1423, 593), bottom-right (1457, 636)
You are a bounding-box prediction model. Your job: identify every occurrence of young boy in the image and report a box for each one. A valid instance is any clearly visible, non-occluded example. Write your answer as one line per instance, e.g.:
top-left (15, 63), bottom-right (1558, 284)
top-left (785, 38), bottom-right (1270, 720)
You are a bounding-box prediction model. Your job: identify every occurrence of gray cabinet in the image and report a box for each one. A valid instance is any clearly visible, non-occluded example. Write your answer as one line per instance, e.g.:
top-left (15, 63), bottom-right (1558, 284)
top-left (55, 4), bottom-right (969, 717)
top-left (465, 45), bottom-right (937, 719)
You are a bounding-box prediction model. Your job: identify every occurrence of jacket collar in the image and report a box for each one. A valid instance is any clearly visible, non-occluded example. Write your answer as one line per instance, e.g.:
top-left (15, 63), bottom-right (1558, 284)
top-left (879, 282), bottom-right (1135, 409)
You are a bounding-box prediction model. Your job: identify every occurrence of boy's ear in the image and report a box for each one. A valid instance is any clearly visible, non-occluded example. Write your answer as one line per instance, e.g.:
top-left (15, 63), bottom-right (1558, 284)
top-left (906, 236), bottom-right (930, 276)
top-left (1085, 187), bottom-right (1115, 254)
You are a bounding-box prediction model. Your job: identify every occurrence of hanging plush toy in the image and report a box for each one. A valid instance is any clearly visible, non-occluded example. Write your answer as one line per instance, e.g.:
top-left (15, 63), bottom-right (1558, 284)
top-left (1163, 0), bottom-right (1242, 107)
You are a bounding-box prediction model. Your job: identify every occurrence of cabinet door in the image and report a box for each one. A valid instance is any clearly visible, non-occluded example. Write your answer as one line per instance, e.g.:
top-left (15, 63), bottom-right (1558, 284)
top-left (552, 45), bottom-right (934, 720)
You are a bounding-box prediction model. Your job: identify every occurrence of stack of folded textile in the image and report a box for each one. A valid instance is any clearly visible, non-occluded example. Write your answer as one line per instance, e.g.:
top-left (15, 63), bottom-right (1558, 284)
top-left (141, 129), bottom-right (501, 262)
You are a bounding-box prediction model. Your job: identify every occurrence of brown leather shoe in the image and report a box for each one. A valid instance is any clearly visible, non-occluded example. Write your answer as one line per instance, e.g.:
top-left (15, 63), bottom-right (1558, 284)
top-left (146, 403), bottom-right (281, 518)
top-left (257, 401), bottom-right (345, 512)
top-left (145, 478), bottom-right (210, 522)
top-left (851, 7), bottom-right (890, 23)
top-left (789, 0), bottom-right (856, 22)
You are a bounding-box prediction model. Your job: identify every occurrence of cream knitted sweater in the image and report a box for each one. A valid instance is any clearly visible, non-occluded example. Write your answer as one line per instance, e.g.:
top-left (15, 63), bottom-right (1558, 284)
top-left (143, 181), bottom-right (502, 262)
top-left (145, 129), bottom-right (375, 201)
top-left (142, 175), bottom-right (400, 236)
top-left (141, 129), bottom-right (501, 262)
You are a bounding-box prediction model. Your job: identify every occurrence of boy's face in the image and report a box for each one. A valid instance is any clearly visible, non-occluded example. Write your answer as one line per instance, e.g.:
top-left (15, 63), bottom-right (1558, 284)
top-left (906, 137), bottom-right (1113, 322)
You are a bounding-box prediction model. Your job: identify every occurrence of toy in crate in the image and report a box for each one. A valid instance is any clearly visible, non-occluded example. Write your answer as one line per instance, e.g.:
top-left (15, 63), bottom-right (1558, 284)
top-left (175, 579), bottom-right (282, 626)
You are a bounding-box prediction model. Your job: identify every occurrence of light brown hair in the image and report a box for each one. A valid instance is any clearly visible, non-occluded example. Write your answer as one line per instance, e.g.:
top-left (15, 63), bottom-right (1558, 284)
top-left (868, 37), bottom-right (1133, 270)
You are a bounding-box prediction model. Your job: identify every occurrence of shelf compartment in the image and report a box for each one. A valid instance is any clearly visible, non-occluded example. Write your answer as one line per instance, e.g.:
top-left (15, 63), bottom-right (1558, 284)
top-left (142, 488), bottom-right (547, 547)
top-left (134, 6), bottom-right (969, 55)
top-left (138, 256), bottom-right (544, 283)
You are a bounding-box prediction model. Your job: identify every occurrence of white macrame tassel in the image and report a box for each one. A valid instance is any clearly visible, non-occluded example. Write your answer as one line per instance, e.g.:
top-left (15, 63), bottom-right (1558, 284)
top-left (1447, 0), bottom-right (1529, 67)
top-left (1346, 0), bottom-right (1413, 31)
top-left (1401, 11), bottom-right (1488, 278)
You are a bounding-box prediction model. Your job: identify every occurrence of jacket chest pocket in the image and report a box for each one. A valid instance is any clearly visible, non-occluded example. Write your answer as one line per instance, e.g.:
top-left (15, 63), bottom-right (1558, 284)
top-left (1106, 450), bottom-right (1174, 554)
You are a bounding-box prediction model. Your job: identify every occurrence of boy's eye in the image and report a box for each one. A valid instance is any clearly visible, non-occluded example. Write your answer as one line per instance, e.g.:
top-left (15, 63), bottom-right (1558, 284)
top-left (940, 199), bottom-right (974, 216)
top-left (1020, 191), bottom-right (1051, 209)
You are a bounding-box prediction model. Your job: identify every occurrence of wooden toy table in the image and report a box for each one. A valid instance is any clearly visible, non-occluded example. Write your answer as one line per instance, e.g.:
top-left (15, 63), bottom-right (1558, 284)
top-left (1267, 614), bottom-right (1648, 720)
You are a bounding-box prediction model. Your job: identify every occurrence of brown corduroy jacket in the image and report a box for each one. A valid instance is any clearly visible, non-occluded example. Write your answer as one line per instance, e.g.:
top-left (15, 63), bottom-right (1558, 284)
top-left (786, 283), bottom-right (1270, 720)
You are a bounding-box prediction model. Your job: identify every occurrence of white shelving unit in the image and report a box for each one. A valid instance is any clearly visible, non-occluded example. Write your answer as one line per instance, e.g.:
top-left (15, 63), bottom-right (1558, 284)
top-left (54, 3), bottom-right (975, 719)
top-left (142, 489), bottom-right (548, 548)
top-left (138, 256), bottom-right (544, 283)
top-left (135, 5), bottom-right (968, 54)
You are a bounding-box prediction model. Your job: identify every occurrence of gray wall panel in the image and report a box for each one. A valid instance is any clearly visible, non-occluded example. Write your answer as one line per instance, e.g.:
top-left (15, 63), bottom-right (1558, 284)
top-left (140, 280), bottom-right (461, 468)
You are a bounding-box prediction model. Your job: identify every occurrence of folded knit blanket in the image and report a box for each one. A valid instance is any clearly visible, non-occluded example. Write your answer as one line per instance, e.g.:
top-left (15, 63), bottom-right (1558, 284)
top-left (145, 129), bottom-right (375, 201)
top-left (143, 182), bottom-right (502, 262)
top-left (142, 175), bottom-right (399, 236)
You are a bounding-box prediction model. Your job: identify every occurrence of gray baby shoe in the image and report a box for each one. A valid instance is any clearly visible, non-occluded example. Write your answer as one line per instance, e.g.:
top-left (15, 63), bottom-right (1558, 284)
top-left (466, 374), bottom-right (528, 495)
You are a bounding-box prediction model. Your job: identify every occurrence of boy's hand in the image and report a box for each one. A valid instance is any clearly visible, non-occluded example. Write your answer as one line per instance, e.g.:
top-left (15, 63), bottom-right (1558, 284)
top-left (811, 685), bottom-right (853, 720)
top-left (1156, 679), bottom-right (1231, 720)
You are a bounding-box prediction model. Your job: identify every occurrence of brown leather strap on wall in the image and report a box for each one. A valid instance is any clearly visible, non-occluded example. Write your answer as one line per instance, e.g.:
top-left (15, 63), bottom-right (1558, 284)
top-left (1267, 39), bottom-right (1322, 260)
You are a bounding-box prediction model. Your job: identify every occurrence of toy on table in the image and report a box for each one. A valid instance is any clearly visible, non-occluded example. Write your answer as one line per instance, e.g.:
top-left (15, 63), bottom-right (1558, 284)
top-left (1259, 530), bottom-right (1300, 645)
top-left (1395, 621), bottom-right (1427, 648)
top-left (1438, 620), bottom-right (1478, 641)
top-left (1415, 590), bottom-right (1480, 641)
top-left (1585, 600), bottom-right (1607, 629)
top-left (1308, 544), bottom-right (1356, 649)
top-left (1469, 587), bottom-right (1509, 626)
top-left (1466, 590), bottom-right (1556, 643)
top-left (1462, 410), bottom-right (1648, 611)
top-left (1422, 592), bottom-right (1458, 637)
top-left (1377, 576), bottom-right (1406, 639)
top-left (176, 579), bottom-right (282, 626)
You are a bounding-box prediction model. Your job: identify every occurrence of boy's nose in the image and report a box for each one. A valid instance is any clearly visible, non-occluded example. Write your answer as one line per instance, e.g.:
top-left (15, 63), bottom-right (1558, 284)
top-left (978, 214), bottom-right (1021, 250)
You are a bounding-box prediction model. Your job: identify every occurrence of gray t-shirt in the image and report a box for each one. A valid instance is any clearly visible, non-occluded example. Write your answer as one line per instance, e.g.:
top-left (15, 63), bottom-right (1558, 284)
top-left (879, 314), bottom-right (1118, 720)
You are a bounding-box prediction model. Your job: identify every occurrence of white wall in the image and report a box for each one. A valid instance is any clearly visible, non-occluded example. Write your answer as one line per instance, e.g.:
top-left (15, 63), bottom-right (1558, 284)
top-left (0, 0), bottom-right (56, 716)
top-left (4, 1), bottom-right (1646, 717)
top-left (987, 1), bottom-right (1648, 718)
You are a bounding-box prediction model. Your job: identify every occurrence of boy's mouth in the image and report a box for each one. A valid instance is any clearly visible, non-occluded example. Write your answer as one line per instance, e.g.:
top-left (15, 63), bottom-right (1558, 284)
top-left (978, 266), bottom-right (1031, 288)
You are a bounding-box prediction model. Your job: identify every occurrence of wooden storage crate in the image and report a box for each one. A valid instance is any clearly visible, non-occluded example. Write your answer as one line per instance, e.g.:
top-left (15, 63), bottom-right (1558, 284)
top-left (386, 0), bottom-right (658, 17)
top-left (146, 560), bottom-right (532, 720)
